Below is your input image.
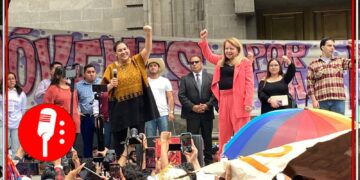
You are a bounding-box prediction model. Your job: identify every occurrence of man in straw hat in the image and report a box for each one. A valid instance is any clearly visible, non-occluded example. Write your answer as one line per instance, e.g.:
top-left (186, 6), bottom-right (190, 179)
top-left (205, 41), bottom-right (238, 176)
top-left (145, 58), bottom-right (175, 137)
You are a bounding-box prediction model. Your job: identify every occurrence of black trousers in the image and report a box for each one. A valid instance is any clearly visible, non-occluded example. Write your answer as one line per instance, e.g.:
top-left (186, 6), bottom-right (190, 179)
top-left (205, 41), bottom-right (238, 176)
top-left (186, 118), bottom-right (213, 165)
top-left (112, 124), bottom-right (144, 159)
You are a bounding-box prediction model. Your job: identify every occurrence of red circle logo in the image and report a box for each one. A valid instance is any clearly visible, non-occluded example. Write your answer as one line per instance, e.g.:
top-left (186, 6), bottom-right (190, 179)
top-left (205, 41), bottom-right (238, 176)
top-left (18, 104), bottom-right (76, 161)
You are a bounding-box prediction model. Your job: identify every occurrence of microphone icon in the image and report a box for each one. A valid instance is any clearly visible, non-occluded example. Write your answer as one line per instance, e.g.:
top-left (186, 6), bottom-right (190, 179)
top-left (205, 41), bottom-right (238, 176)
top-left (37, 108), bottom-right (57, 157)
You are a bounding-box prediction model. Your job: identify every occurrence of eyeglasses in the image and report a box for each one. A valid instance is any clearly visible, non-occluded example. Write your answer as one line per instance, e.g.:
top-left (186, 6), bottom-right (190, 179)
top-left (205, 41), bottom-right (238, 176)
top-left (189, 61), bottom-right (200, 65)
top-left (269, 64), bottom-right (279, 67)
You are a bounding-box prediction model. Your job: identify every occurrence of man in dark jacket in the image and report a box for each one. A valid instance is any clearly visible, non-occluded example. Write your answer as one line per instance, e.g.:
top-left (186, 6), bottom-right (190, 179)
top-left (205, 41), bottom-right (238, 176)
top-left (178, 55), bottom-right (215, 165)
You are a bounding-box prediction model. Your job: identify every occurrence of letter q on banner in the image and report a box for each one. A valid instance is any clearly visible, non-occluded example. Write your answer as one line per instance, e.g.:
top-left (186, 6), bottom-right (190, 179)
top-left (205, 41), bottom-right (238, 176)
top-left (18, 104), bottom-right (76, 161)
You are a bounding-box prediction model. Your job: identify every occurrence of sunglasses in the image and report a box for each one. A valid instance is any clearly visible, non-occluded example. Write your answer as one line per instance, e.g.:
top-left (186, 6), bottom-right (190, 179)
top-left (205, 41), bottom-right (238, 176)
top-left (189, 61), bottom-right (200, 65)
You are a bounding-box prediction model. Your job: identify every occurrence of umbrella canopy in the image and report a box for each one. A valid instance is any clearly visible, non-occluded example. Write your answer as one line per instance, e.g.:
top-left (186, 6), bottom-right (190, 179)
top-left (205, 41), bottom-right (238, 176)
top-left (224, 108), bottom-right (352, 159)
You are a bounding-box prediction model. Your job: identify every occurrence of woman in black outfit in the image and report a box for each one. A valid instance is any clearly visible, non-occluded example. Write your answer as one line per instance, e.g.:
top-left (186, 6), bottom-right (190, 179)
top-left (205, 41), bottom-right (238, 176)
top-left (258, 56), bottom-right (296, 114)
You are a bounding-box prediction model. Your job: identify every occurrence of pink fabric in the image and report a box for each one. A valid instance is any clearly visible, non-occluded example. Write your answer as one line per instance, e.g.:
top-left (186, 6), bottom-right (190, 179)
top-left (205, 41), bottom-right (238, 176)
top-left (43, 85), bottom-right (81, 133)
top-left (198, 39), bottom-right (254, 155)
top-left (218, 89), bottom-right (250, 156)
top-left (198, 39), bottom-right (254, 118)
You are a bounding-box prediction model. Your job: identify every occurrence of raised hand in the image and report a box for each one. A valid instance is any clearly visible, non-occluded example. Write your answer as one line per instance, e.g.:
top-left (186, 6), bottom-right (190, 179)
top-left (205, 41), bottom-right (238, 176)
top-left (65, 163), bottom-right (85, 180)
top-left (143, 25), bottom-right (152, 33)
top-left (160, 131), bottom-right (171, 143)
top-left (247, 52), bottom-right (254, 63)
top-left (139, 133), bottom-right (148, 149)
top-left (200, 29), bottom-right (208, 41)
top-left (183, 140), bottom-right (198, 163)
top-left (282, 55), bottom-right (291, 65)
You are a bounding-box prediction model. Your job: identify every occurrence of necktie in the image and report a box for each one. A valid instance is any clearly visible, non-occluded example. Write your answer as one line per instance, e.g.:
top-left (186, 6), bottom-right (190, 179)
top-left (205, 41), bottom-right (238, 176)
top-left (196, 73), bottom-right (201, 96)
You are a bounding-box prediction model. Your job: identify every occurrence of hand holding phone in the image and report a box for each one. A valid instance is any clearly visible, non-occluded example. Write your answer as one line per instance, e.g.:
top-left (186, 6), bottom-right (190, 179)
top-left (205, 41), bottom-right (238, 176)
top-left (180, 132), bottom-right (192, 153)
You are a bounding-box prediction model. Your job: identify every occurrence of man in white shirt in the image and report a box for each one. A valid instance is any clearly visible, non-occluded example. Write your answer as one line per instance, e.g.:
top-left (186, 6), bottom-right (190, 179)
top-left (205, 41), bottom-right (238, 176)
top-left (145, 58), bottom-right (175, 137)
top-left (34, 61), bottom-right (62, 104)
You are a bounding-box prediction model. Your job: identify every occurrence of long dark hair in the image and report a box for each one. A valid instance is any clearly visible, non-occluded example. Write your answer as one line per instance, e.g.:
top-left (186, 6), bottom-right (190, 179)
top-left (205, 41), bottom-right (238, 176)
top-left (50, 67), bottom-right (64, 85)
top-left (113, 41), bottom-right (128, 52)
top-left (8, 72), bottom-right (23, 95)
top-left (265, 59), bottom-right (283, 79)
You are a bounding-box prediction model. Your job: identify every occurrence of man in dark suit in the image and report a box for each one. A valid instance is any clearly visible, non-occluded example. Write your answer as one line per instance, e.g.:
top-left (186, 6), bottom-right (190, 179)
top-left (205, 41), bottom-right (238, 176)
top-left (178, 55), bottom-right (215, 165)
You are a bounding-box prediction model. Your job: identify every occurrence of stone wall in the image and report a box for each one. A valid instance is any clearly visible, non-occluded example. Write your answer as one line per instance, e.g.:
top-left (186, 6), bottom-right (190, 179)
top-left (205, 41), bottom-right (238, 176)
top-left (9, 0), bottom-right (254, 39)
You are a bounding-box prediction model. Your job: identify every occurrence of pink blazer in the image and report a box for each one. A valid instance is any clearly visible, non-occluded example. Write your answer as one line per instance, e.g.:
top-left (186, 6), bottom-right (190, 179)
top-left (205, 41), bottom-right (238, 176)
top-left (198, 40), bottom-right (254, 118)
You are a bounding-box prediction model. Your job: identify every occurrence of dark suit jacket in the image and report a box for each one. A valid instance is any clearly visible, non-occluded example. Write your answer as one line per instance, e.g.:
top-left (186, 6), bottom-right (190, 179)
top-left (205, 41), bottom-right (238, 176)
top-left (178, 71), bottom-right (215, 120)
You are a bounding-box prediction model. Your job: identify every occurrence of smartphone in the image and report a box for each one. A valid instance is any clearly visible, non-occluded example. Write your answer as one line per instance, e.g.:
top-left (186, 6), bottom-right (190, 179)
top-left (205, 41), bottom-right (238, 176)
top-left (180, 132), bottom-right (192, 153)
top-left (65, 150), bottom-right (72, 158)
top-left (109, 163), bottom-right (121, 179)
top-left (79, 160), bottom-right (102, 180)
top-left (16, 162), bottom-right (39, 176)
top-left (168, 144), bottom-right (181, 151)
top-left (145, 147), bottom-right (156, 169)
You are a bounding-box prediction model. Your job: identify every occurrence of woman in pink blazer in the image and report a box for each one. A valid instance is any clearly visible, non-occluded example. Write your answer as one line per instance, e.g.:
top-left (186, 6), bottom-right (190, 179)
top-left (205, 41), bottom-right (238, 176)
top-left (198, 29), bottom-right (254, 157)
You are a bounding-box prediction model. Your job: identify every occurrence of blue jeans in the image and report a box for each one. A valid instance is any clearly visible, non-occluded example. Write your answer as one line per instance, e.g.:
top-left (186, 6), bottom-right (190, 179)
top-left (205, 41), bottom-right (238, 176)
top-left (145, 115), bottom-right (169, 137)
top-left (319, 100), bottom-right (345, 115)
top-left (81, 115), bottom-right (95, 158)
top-left (8, 128), bottom-right (19, 159)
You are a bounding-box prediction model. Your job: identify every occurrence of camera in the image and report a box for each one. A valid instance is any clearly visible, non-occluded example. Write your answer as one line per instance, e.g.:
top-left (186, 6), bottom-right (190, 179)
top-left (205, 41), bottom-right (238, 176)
top-left (128, 128), bottom-right (144, 145)
top-left (102, 149), bottom-right (117, 172)
top-left (55, 64), bottom-right (84, 79)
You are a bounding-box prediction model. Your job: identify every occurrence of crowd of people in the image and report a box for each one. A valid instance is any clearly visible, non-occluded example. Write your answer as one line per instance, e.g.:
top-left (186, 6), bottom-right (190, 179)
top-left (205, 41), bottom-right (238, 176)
top-left (1, 25), bottom-right (352, 179)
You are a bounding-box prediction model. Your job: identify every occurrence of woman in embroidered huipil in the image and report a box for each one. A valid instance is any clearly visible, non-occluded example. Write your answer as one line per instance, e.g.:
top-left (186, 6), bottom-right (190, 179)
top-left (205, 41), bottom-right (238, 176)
top-left (102, 25), bottom-right (159, 157)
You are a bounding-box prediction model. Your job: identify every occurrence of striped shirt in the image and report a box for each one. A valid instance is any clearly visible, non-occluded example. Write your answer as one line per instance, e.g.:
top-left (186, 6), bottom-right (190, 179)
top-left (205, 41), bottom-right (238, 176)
top-left (75, 78), bottom-right (101, 114)
top-left (306, 57), bottom-right (351, 101)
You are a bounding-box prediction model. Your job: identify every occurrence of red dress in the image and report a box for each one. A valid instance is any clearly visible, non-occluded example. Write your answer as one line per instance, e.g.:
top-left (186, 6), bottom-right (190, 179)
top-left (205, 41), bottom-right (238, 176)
top-left (43, 85), bottom-right (81, 133)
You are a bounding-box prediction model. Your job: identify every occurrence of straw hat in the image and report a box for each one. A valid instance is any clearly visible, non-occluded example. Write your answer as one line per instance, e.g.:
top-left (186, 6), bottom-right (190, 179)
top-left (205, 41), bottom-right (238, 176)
top-left (146, 58), bottom-right (166, 73)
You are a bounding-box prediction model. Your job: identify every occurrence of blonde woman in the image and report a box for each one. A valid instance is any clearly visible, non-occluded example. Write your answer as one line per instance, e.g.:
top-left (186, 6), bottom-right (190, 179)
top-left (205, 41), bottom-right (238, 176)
top-left (198, 29), bottom-right (254, 157)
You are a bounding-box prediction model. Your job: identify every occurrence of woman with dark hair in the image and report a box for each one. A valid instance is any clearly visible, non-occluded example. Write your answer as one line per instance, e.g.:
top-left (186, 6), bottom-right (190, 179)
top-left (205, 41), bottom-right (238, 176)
top-left (8, 72), bottom-right (27, 158)
top-left (258, 56), bottom-right (296, 114)
top-left (198, 29), bottom-right (254, 156)
top-left (43, 67), bottom-right (80, 135)
top-left (102, 25), bottom-right (159, 157)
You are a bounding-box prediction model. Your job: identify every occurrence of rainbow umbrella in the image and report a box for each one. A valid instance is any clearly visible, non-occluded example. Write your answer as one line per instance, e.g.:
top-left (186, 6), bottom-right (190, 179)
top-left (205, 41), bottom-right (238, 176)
top-left (223, 108), bottom-right (352, 160)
